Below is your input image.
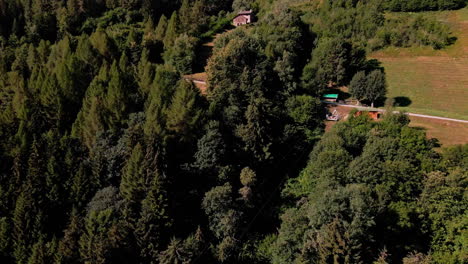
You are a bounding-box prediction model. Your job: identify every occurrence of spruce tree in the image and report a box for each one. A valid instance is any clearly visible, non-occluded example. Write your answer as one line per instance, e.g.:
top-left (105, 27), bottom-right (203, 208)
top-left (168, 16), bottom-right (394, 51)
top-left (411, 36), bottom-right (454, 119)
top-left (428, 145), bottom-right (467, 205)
top-left (71, 69), bottom-right (107, 149)
top-left (120, 143), bottom-right (146, 220)
top-left (137, 49), bottom-right (156, 95)
top-left (105, 61), bottom-right (127, 129)
top-left (75, 34), bottom-right (100, 74)
top-left (154, 15), bottom-right (168, 41)
top-left (135, 163), bottom-right (171, 263)
top-left (40, 74), bottom-right (63, 128)
top-left (163, 12), bottom-right (179, 48)
top-left (143, 65), bottom-right (178, 138)
top-left (56, 208), bottom-right (82, 264)
top-left (13, 188), bottom-right (35, 264)
top-left (0, 217), bottom-right (10, 260)
top-left (165, 80), bottom-right (202, 138)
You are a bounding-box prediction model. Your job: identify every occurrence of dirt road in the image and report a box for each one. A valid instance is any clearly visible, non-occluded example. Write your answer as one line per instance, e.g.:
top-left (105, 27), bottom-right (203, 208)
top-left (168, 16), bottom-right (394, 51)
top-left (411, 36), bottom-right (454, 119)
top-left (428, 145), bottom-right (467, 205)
top-left (324, 102), bottom-right (468, 124)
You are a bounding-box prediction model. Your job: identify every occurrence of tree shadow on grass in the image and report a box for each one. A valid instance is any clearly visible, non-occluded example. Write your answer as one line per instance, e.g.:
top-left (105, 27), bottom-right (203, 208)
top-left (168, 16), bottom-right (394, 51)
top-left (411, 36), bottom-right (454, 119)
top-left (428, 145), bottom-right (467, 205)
top-left (447, 36), bottom-right (458, 46)
top-left (393, 96), bottom-right (412, 107)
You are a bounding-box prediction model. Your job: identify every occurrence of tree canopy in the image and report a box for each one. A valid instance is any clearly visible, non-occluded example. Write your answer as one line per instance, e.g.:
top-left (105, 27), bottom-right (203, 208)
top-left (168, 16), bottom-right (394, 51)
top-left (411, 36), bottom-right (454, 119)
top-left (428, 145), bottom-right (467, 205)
top-left (0, 1), bottom-right (465, 264)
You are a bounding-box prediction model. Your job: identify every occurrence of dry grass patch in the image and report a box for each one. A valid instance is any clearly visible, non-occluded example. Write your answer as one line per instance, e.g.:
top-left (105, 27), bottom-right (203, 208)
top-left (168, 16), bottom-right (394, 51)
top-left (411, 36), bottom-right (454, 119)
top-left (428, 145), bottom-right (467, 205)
top-left (409, 116), bottom-right (468, 147)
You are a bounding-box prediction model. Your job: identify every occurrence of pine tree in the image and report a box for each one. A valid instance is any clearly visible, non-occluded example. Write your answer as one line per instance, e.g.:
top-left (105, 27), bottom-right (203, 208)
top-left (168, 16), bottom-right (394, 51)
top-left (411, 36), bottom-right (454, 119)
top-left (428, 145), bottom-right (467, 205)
top-left (135, 162), bottom-right (171, 263)
top-left (143, 65), bottom-right (178, 139)
top-left (27, 236), bottom-right (57, 264)
top-left (163, 12), bottom-right (179, 48)
top-left (193, 120), bottom-right (226, 172)
top-left (40, 74), bottom-right (63, 128)
top-left (105, 61), bottom-right (127, 129)
top-left (157, 237), bottom-right (184, 264)
top-left (0, 217), bottom-right (9, 260)
top-left (13, 187), bottom-right (35, 264)
top-left (56, 208), bottom-right (82, 264)
top-left (126, 29), bottom-right (141, 64)
top-left (165, 80), bottom-right (202, 138)
top-left (89, 29), bottom-right (113, 59)
top-left (137, 49), bottom-right (156, 95)
top-left (154, 15), bottom-right (168, 41)
top-left (179, 0), bottom-right (191, 30)
top-left (71, 72), bottom-right (107, 149)
top-left (75, 34), bottom-right (100, 74)
top-left (120, 143), bottom-right (146, 219)
top-left (70, 163), bottom-right (94, 209)
top-left (79, 187), bottom-right (125, 264)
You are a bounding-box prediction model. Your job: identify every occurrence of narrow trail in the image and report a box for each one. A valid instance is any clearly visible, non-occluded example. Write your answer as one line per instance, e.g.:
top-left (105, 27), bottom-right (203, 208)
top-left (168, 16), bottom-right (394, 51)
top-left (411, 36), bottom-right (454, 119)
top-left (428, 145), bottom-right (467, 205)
top-left (324, 102), bottom-right (468, 124)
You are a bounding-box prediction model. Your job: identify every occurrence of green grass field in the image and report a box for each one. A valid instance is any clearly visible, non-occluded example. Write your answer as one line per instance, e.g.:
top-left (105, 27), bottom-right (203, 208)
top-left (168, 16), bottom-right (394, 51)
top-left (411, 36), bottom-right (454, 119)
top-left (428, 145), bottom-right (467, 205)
top-left (381, 56), bottom-right (468, 120)
top-left (371, 8), bottom-right (468, 120)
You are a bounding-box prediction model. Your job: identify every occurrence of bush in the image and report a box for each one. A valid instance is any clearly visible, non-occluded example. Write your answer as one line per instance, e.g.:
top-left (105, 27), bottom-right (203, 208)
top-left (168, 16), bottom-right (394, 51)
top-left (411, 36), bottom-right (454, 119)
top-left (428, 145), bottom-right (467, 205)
top-left (385, 0), bottom-right (466, 12)
top-left (370, 14), bottom-right (453, 50)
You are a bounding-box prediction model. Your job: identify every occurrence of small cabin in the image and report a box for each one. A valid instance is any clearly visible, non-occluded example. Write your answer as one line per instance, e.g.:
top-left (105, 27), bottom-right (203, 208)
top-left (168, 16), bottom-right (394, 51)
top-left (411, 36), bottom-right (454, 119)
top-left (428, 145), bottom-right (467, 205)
top-left (323, 94), bottom-right (339, 102)
top-left (233, 10), bottom-right (253, 27)
top-left (354, 111), bottom-right (382, 120)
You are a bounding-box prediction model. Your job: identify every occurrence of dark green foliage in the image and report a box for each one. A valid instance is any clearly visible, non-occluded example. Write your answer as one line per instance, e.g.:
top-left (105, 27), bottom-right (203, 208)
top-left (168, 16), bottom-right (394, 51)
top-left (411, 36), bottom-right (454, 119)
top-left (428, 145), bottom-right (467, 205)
top-left (193, 120), bottom-right (226, 173)
top-left (233, 0), bottom-right (254, 12)
top-left (302, 37), bottom-right (363, 92)
top-left (120, 143), bottom-right (146, 210)
top-left (163, 12), bottom-right (179, 48)
top-left (56, 209), bottom-right (82, 264)
top-left (349, 71), bottom-right (367, 103)
top-left (371, 14), bottom-right (454, 50)
top-left (365, 70), bottom-right (387, 107)
top-left (384, 0), bottom-right (466, 12)
top-left (303, 0), bottom-right (456, 51)
top-left (154, 15), bottom-right (167, 41)
top-left (158, 230), bottom-right (206, 264)
top-left (276, 114), bottom-right (465, 263)
top-left (285, 95), bottom-right (323, 142)
top-left (163, 34), bottom-right (198, 74)
top-left (307, 0), bottom-right (385, 48)
top-left (0, 2), bottom-right (464, 264)
top-left (202, 183), bottom-right (241, 261)
top-left (349, 70), bottom-right (387, 107)
top-left (135, 162), bottom-right (171, 263)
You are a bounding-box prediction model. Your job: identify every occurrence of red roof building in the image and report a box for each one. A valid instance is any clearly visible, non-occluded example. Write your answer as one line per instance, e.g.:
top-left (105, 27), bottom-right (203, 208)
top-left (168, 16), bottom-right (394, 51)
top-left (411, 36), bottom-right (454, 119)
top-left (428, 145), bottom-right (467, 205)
top-left (354, 111), bottom-right (382, 120)
top-left (233, 10), bottom-right (253, 27)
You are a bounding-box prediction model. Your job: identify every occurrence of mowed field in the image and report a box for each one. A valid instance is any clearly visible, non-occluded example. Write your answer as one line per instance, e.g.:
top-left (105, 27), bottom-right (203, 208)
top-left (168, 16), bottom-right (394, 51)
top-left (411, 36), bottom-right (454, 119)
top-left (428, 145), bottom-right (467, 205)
top-left (381, 56), bottom-right (468, 120)
top-left (370, 8), bottom-right (468, 146)
top-left (371, 8), bottom-right (468, 120)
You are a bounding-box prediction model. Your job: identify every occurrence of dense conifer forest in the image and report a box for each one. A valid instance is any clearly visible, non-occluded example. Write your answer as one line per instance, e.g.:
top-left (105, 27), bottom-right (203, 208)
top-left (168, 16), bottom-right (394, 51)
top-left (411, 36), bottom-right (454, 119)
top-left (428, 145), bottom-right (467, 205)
top-left (0, 0), bottom-right (466, 263)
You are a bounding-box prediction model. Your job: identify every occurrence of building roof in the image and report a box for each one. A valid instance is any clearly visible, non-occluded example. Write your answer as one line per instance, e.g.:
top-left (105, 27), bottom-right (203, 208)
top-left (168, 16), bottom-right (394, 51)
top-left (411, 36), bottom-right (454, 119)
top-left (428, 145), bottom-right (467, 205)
top-left (323, 94), bottom-right (339, 99)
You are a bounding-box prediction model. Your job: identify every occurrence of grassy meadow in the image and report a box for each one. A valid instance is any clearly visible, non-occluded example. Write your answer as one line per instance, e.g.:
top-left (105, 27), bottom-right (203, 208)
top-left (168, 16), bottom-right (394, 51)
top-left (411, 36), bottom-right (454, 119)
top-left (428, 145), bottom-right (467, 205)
top-left (371, 8), bottom-right (468, 120)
